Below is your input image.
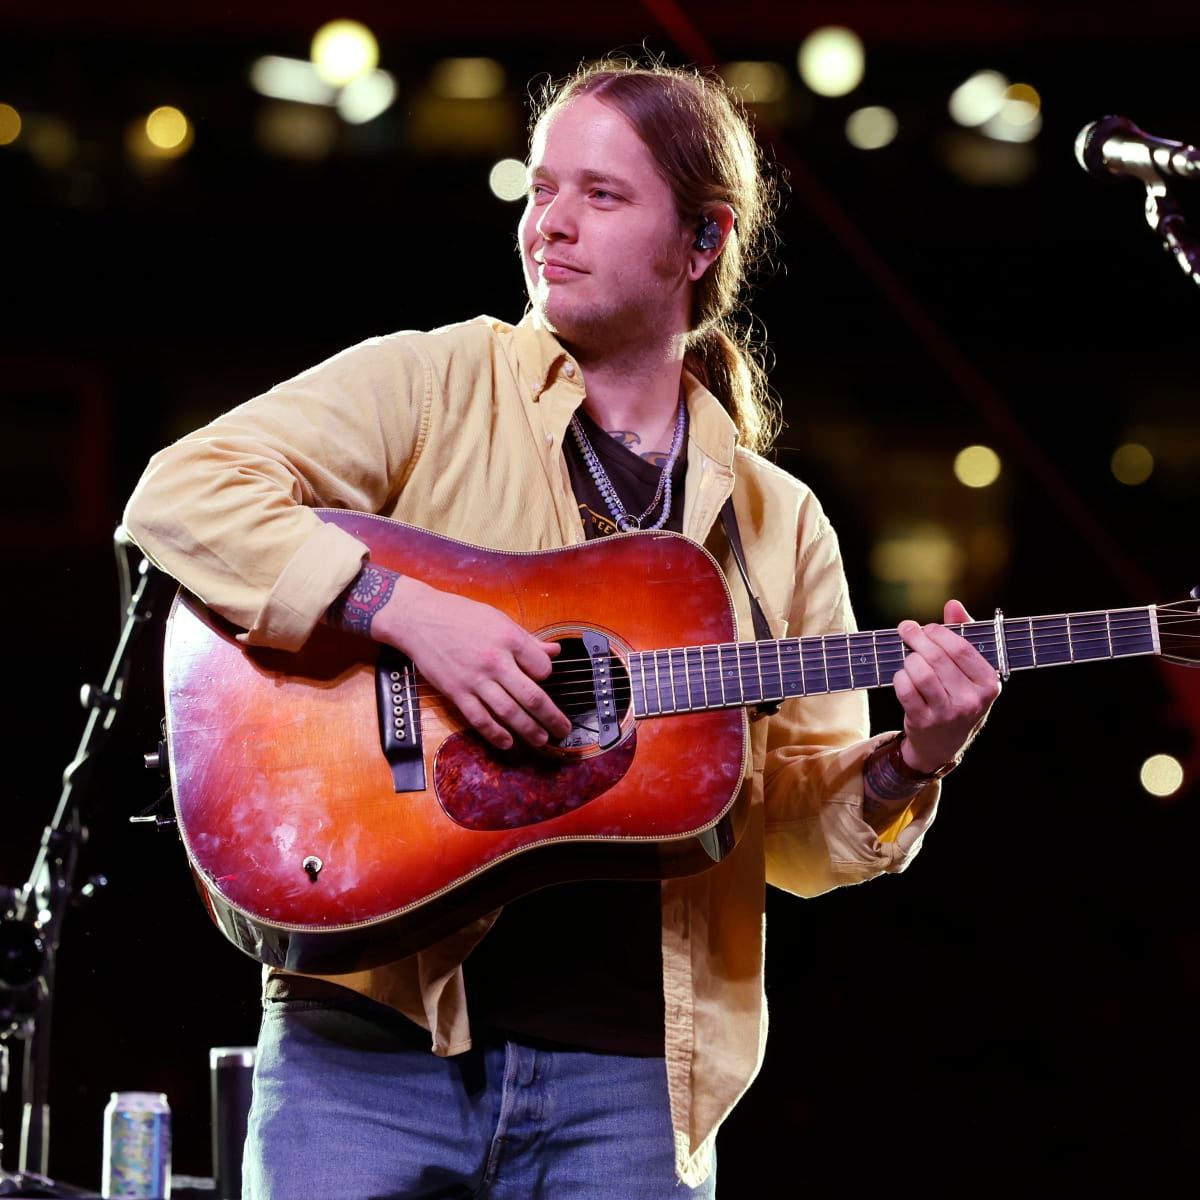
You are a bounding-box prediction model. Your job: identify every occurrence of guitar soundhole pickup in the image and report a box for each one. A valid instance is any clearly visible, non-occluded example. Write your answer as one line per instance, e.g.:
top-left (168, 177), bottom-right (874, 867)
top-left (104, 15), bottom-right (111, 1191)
top-left (542, 630), bottom-right (631, 753)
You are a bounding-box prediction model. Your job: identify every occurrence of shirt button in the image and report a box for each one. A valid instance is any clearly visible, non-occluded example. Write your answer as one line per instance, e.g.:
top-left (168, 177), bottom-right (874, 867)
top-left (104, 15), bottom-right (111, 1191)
top-left (563, 362), bottom-right (576, 378)
top-left (545, 433), bottom-right (554, 446)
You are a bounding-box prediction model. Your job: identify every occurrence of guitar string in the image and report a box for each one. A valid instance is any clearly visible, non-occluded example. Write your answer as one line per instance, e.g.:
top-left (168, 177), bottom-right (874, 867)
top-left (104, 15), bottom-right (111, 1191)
top-left (389, 611), bottom-right (1198, 706)
top-left (388, 609), bottom-right (1197, 700)
top-left (389, 617), bottom-right (1198, 721)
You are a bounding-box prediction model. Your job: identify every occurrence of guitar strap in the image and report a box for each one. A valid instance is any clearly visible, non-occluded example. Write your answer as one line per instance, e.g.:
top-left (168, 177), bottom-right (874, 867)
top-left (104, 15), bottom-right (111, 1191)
top-left (720, 497), bottom-right (781, 717)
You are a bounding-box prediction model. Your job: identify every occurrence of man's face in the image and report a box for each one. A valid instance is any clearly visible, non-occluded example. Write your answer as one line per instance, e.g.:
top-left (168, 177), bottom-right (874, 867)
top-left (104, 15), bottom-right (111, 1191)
top-left (519, 94), bottom-right (696, 356)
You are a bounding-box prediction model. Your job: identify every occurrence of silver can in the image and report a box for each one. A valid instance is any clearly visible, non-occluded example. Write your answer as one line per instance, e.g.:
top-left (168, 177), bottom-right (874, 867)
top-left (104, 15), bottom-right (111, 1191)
top-left (102, 1090), bottom-right (171, 1198)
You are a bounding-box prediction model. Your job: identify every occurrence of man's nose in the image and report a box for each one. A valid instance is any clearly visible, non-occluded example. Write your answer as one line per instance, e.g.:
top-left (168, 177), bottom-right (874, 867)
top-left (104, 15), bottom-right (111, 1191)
top-left (537, 193), bottom-right (577, 240)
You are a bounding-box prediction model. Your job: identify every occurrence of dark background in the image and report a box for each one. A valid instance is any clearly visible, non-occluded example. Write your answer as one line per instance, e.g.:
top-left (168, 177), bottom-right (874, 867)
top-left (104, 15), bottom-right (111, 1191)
top-left (3, 2), bottom-right (1200, 1196)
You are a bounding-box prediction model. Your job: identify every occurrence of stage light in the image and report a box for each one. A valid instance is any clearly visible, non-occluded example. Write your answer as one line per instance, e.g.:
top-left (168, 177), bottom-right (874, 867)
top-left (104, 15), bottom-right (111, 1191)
top-left (1111, 442), bottom-right (1154, 485)
top-left (797, 27), bottom-right (864, 98)
top-left (250, 56), bottom-right (337, 106)
top-left (126, 106), bottom-right (193, 166)
top-left (431, 58), bottom-right (505, 100)
top-left (145, 106), bottom-right (189, 151)
top-left (948, 70), bottom-right (1008, 128)
top-left (489, 158), bottom-right (527, 202)
top-left (1140, 753), bottom-right (1183, 798)
top-left (720, 62), bottom-right (789, 105)
top-left (254, 102), bottom-right (338, 161)
top-left (338, 70), bottom-right (396, 125)
top-left (845, 106), bottom-right (897, 150)
top-left (0, 103), bottom-right (21, 146)
top-left (311, 20), bottom-right (379, 87)
top-left (954, 444), bottom-right (1002, 488)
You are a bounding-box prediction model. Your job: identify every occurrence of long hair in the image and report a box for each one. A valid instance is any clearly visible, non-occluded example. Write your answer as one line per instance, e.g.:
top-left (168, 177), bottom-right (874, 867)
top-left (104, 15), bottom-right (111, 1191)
top-left (531, 57), bottom-right (783, 455)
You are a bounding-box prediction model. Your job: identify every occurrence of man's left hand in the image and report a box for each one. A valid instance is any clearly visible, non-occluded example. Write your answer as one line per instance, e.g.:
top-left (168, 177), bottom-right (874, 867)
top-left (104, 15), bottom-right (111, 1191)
top-left (893, 599), bottom-right (1001, 774)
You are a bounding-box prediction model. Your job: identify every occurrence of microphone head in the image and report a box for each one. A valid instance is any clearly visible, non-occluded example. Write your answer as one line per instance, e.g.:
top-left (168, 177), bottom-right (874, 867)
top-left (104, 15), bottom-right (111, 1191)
top-left (1075, 114), bottom-right (1138, 177)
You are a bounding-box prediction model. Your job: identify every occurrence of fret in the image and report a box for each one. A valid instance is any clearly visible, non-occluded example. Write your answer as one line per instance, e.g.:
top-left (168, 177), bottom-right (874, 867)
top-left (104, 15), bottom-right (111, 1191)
top-left (652, 650), bottom-right (666, 714)
top-left (1031, 616), bottom-right (1071, 666)
top-left (684, 646), bottom-right (705, 710)
top-left (699, 645), bottom-right (715, 708)
top-left (669, 648), bottom-right (689, 711)
top-left (825, 633), bottom-right (853, 693)
top-left (719, 643), bottom-right (741, 706)
top-left (756, 640), bottom-right (783, 703)
top-left (871, 630), bottom-right (882, 687)
top-left (779, 638), bottom-right (804, 699)
top-left (1104, 611), bottom-right (1114, 659)
top-left (800, 636), bottom-right (828, 695)
top-left (642, 651), bottom-right (661, 716)
top-left (848, 631), bottom-right (880, 689)
top-left (1110, 607), bottom-right (1156, 657)
top-left (632, 652), bottom-right (649, 718)
top-left (1067, 613), bottom-right (1112, 662)
top-left (1003, 617), bottom-right (1035, 670)
top-left (962, 622), bottom-right (997, 671)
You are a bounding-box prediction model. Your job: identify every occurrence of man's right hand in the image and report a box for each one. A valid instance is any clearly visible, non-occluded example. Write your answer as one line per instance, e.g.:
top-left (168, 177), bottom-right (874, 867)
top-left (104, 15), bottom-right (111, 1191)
top-left (370, 574), bottom-right (571, 751)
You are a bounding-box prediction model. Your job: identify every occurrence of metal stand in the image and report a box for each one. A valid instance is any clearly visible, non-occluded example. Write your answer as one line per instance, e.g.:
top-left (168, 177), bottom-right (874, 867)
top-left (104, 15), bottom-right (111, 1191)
top-left (0, 530), bottom-right (166, 1196)
top-left (1144, 184), bottom-right (1200, 288)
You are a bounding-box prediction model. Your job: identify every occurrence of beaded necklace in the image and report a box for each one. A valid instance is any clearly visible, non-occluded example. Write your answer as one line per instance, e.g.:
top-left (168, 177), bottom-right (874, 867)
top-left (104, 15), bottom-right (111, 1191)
top-left (569, 393), bottom-right (687, 532)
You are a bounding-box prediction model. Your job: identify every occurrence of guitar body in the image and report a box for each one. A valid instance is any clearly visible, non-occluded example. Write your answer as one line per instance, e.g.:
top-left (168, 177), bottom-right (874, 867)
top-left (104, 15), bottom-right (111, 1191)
top-left (164, 512), bottom-right (749, 974)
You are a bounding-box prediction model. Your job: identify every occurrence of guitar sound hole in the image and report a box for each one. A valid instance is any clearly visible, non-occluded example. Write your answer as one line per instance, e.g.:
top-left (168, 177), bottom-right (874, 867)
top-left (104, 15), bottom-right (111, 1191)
top-left (543, 635), bottom-right (631, 750)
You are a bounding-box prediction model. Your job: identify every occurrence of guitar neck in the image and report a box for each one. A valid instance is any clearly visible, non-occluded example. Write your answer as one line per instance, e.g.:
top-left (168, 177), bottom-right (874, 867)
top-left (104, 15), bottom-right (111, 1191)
top-left (628, 605), bottom-right (1161, 717)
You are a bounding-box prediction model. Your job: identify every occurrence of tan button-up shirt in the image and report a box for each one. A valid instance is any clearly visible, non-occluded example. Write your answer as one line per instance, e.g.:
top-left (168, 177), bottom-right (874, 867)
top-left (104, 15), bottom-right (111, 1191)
top-left (124, 314), bottom-right (938, 1186)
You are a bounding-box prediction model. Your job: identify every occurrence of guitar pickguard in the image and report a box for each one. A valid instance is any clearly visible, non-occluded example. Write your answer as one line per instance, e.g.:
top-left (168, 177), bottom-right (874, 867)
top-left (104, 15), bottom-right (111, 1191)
top-left (434, 728), bottom-right (638, 831)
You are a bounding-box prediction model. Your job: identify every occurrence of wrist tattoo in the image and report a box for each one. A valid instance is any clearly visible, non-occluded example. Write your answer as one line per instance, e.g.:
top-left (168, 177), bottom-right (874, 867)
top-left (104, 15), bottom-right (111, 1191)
top-left (326, 563), bottom-right (399, 636)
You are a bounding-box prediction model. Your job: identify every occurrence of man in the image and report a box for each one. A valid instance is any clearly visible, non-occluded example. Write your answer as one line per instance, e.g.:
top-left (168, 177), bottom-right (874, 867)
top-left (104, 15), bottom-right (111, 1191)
top-left (125, 59), bottom-right (998, 1198)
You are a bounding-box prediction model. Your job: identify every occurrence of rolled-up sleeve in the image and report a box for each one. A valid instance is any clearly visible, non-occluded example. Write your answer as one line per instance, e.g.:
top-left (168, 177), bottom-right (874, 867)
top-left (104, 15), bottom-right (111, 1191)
top-left (123, 334), bottom-right (431, 650)
top-left (761, 499), bottom-right (938, 897)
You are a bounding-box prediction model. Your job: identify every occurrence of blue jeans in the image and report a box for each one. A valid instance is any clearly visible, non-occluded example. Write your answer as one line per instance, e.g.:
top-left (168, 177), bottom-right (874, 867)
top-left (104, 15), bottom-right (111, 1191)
top-left (242, 995), bottom-right (716, 1199)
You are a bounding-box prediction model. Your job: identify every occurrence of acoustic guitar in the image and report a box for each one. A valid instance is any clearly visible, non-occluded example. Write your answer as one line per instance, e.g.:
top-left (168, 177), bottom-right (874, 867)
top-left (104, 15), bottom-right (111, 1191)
top-left (161, 509), bottom-right (1199, 974)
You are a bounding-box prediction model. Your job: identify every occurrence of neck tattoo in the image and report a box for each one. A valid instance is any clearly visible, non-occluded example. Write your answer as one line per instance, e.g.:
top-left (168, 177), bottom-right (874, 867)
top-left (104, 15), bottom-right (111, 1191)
top-left (570, 392), bottom-right (687, 532)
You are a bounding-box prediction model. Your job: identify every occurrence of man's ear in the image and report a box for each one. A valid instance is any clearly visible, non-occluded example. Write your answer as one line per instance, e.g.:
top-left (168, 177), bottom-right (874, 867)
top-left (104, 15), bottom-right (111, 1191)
top-left (687, 203), bottom-right (736, 281)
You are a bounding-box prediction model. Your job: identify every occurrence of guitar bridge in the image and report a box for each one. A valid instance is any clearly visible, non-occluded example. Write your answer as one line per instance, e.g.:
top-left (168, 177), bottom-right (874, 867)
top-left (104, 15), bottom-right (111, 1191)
top-left (583, 630), bottom-right (621, 750)
top-left (376, 646), bottom-right (425, 792)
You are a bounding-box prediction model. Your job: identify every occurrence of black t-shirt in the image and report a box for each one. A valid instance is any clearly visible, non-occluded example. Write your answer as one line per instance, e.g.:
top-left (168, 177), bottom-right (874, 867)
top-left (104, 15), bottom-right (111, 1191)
top-left (463, 403), bottom-right (688, 1055)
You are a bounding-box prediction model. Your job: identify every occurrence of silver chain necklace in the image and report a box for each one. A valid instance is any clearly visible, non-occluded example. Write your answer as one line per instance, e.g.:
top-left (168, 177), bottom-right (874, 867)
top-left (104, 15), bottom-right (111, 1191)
top-left (569, 393), bottom-right (687, 532)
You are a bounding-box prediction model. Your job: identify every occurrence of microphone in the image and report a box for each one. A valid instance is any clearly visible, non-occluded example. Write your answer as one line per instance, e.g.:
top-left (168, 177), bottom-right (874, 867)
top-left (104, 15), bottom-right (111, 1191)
top-left (1075, 115), bottom-right (1200, 184)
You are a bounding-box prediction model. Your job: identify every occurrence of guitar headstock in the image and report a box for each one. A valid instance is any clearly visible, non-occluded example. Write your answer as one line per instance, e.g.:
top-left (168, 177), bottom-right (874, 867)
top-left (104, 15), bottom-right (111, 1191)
top-left (1156, 596), bottom-right (1200, 666)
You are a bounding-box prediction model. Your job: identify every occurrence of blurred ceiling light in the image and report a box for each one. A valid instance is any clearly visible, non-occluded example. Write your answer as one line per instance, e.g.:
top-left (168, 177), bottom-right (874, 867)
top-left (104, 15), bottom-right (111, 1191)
top-left (953, 444), bottom-right (1002, 488)
top-left (145, 105), bottom-right (190, 151)
top-left (1140, 753), bottom-right (1184, 798)
top-left (311, 19), bottom-right (379, 87)
top-left (126, 106), bottom-right (193, 165)
top-left (720, 61), bottom-right (789, 104)
top-left (1111, 442), bottom-right (1154, 485)
top-left (1002, 82), bottom-right (1041, 123)
top-left (338, 70), bottom-right (397, 125)
top-left (431, 57), bottom-right (505, 100)
top-left (948, 70), bottom-right (1008, 127)
top-left (250, 56), bottom-right (337, 106)
top-left (489, 157), bottom-right (528, 201)
top-left (797, 27), bottom-right (864, 98)
top-left (845, 105), bottom-right (897, 150)
top-left (0, 102), bottom-right (21, 146)
top-left (981, 105), bottom-right (1042, 143)
top-left (255, 101), bottom-right (339, 161)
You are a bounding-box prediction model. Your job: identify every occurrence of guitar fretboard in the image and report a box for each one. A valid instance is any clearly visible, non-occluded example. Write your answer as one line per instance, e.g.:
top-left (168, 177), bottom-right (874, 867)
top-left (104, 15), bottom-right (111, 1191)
top-left (628, 606), bottom-right (1159, 718)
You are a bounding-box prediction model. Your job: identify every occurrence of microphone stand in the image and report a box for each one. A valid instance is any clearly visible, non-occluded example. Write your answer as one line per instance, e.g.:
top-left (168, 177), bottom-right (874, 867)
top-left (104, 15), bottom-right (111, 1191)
top-left (0, 531), bottom-right (166, 1197)
top-left (1139, 174), bottom-right (1200, 289)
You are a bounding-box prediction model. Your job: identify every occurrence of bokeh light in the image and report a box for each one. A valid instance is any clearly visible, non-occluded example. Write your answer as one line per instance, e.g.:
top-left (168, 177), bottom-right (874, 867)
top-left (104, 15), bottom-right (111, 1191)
top-left (1140, 753), bottom-right (1184, 798)
top-left (948, 70), bottom-right (1008, 127)
top-left (954, 444), bottom-right (1002, 488)
top-left (430, 58), bottom-right (506, 100)
top-left (145, 106), bottom-right (189, 150)
top-left (311, 20), bottom-right (379, 87)
top-left (845, 106), bottom-right (897, 150)
top-left (1111, 442), bottom-right (1154, 485)
top-left (0, 102), bottom-right (21, 146)
top-left (720, 61), bottom-right (789, 104)
top-left (797, 27), bottom-right (864, 98)
top-left (488, 158), bottom-right (527, 202)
